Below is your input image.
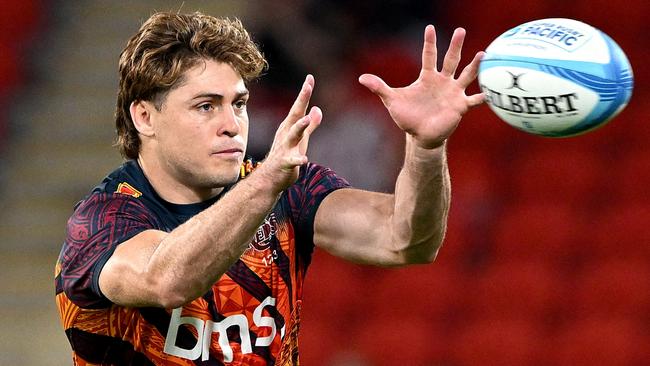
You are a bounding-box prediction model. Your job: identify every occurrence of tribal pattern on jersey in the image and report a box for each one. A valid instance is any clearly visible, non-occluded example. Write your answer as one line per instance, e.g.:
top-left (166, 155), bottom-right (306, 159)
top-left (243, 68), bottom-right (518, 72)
top-left (55, 160), bottom-right (349, 365)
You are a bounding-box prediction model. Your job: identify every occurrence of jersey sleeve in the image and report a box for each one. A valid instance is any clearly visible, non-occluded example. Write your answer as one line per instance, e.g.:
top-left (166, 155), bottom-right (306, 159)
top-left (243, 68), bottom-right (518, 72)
top-left (286, 163), bottom-right (350, 260)
top-left (56, 193), bottom-right (158, 308)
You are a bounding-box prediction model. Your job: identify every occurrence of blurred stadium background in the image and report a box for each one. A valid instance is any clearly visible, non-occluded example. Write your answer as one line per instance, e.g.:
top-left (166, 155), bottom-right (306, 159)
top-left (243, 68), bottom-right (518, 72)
top-left (0, 1), bottom-right (648, 365)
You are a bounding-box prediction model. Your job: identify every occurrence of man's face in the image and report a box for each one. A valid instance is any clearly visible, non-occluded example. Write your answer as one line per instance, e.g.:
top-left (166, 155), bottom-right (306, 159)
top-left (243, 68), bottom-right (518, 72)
top-left (149, 59), bottom-right (249, 193)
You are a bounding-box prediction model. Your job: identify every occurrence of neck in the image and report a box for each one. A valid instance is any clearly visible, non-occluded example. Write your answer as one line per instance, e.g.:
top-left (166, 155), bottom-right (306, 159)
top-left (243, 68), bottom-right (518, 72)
top-left (136, 156), bottom-right (224, 204)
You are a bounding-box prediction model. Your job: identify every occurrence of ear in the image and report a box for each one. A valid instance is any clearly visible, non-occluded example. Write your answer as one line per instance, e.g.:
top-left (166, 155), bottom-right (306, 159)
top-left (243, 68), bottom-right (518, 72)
top-left (130, 100), bottom-right (155, 137)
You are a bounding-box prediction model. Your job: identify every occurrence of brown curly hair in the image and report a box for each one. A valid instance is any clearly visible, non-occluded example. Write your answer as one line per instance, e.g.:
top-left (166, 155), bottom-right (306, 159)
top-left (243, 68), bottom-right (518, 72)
top-left (115, 12), bottom-right (268, 159)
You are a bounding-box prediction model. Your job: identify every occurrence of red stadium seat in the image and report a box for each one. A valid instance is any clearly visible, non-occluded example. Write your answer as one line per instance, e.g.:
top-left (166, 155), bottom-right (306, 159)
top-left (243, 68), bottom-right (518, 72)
top-left (355, 315), bottom-right (449, 366)
top-left (300, 251), bottom-right (370, 365)
top-left (562, 0), bottom-right (648, 40)
top-left (565, 258), bottom-right (650, 321)
top-left (609, 147), bottom-right (650, 205)
top-left (464, 259), bottom-right (563, 325)
top-left (490, 201), bottom-right (588, 266)
top-left (302, 250), bottom-right (368, 320)
top-left (617, 103), bottom-right (650, 151)
top-left (589, 202), bottom-right (650, 261)
top-left (447, 148), bottom-right (502, 206)
top-left (550, 317), bottom-right (648, 366)
top-left (444, 148), bottom-right (502, 264)
top-left (303, 257), bottom-right (464, 365)
top-left (364, 261), bottom-right (467, 325)
top-left (509, 144), bottom-right (606, 207)
top-left (437, 208), bottom-right (472, 265)
top-left (299, 315), bottom-right (361, 366)
top-left (451, 318), bottom-right (546, 366)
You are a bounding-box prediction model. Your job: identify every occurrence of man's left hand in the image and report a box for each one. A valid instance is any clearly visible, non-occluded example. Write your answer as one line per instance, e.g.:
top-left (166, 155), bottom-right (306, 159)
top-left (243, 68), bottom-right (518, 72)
top-left (359, 25), bottom-right (485, 149)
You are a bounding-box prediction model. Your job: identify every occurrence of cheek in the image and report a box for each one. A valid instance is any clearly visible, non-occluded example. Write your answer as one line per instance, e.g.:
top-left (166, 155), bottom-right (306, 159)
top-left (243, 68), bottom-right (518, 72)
top-left (240, 117), bottom-right (249, 142)
top-left (158, 119), bottom-right (206, 157)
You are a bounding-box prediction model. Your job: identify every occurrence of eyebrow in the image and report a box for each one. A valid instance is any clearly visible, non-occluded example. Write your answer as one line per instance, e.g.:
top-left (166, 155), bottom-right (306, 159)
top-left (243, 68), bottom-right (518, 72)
top-left (191, 90), bottom-right (249, 102)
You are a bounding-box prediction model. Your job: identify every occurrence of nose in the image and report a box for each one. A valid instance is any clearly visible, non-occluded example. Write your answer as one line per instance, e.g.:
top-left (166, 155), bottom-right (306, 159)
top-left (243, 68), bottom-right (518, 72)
top-left (218, 105), bottom-right (241, 137)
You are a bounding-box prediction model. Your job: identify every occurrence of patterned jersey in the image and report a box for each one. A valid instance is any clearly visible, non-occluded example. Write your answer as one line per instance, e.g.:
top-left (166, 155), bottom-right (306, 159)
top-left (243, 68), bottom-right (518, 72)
top-left (55, 160), bottom-right (349, 365)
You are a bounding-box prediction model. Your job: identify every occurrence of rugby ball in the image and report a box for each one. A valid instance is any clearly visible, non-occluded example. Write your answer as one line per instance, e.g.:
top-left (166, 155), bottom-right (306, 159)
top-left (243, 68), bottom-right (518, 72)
top-left (478, 18), bottom-right (634, 137)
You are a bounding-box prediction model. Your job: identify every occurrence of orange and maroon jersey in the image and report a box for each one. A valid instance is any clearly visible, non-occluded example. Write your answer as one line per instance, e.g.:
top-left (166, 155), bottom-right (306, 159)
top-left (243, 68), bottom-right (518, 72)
top-left (55, 160), bottom-right (349, 365)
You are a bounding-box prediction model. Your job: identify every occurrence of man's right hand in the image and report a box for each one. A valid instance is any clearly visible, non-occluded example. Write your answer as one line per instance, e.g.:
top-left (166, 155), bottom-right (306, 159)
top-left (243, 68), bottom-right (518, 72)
top-left (256, 75), bottom-right (322, 193)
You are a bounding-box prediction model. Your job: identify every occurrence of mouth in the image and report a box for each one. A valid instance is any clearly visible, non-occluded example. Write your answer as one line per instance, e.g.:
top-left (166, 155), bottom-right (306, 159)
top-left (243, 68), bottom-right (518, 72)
top-left (212, 147), bottom-right (244, 158)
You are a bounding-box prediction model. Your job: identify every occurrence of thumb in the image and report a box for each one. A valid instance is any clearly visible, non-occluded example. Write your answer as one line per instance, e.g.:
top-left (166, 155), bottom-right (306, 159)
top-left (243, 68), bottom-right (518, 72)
top-left (359, 73), bottom-right (392, 101)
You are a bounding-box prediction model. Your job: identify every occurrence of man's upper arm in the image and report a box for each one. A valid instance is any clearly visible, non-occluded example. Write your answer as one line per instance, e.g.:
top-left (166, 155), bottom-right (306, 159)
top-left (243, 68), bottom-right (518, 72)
top-left (98, 229), bottom-right (169, 307)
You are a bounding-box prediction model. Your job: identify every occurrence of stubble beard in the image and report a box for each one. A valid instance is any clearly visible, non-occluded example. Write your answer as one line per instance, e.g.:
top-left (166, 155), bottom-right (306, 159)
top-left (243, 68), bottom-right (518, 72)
top-left (161, 151), bottom-right (241, 196)
top-left (184, 160), bottom-right (241, 190)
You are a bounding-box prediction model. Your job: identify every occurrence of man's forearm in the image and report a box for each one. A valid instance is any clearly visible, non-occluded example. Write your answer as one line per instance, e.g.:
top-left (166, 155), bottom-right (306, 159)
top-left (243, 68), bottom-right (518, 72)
top-left (146, 169), bottom-right (281, 307)
top-left (390, 135), bottom-right (451, 262)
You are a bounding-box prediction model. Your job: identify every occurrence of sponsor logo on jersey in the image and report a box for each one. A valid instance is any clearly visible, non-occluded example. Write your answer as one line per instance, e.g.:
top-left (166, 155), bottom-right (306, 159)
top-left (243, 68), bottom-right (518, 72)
top-left (164, 296), bottom-right (285, 362)
top-left (115, 182), bottom-right (142, 198)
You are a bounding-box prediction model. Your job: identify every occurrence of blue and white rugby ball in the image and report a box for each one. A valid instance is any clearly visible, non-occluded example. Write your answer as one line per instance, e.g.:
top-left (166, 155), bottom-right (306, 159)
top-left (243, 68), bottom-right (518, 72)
top-left (478, 18), bottom-right (634, 137)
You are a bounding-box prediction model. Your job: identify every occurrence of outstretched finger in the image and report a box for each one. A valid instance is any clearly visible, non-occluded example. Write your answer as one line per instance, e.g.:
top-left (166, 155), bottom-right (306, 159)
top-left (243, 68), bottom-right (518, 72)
top-left (287, 75), bottom-right (315, 122)
top-left (421, 25), bottom-right (437, 73)
top-left (441, 28), bottom-right (466, 77)
top-left (457, 51), bottom-right (484, 88)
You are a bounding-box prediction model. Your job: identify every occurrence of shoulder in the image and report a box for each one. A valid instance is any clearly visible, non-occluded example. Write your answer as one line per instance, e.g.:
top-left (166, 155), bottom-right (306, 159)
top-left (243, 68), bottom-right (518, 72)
top-left (283, 162), bottom-right (350, 224)
top-left (68, 161), bottom-right (161, 234)
top-left (87, 160), bottom-right (147, 198)
top-left (69, 191), bottom-right (151, 225)
top-left (73, 161), bottom-right (145, 210)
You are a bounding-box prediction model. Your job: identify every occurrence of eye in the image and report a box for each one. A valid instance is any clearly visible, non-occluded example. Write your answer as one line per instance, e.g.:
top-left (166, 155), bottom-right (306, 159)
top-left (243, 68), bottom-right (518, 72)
top-left (234, 99), bottom-right (247, 110)
top-left (198, 103), bottom-right (214, 112)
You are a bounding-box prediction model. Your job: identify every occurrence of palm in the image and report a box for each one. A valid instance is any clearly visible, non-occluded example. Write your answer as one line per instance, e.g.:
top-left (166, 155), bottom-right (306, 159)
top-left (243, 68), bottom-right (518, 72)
top-left (360, 26), bottom-right (485, 149)
top-left (386, 76), bottom-right (469, 146)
